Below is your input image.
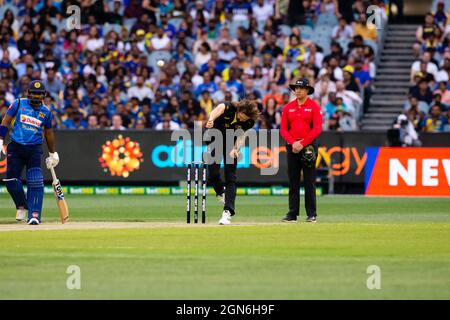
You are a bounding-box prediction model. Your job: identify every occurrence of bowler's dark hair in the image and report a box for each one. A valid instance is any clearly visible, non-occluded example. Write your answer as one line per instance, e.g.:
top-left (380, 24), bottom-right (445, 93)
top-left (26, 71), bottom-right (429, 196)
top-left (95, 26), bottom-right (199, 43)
top-left (233, 98), bottom-right (260, 121)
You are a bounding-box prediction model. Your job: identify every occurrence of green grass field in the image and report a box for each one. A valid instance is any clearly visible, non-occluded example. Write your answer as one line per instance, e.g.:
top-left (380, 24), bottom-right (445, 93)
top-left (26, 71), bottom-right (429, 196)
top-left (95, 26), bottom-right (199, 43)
top-left (0, 194), bottom-right (449, 299)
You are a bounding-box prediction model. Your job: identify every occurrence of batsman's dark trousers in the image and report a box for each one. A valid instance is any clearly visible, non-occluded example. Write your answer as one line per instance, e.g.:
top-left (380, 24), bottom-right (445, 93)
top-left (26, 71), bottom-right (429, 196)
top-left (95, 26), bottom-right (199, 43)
top-left (286, 144), bottom-right (317, 217)
top-left (6, 141), bottom-right (42, 179)
top-left (5, 141), bottom-right (44, 219)
top-left (207, 141), bottom-right (237, 215)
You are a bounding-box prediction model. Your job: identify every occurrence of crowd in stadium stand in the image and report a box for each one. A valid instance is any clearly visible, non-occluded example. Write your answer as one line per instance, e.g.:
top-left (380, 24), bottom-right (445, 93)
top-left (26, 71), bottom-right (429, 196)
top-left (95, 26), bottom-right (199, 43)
top-left (400, 0), bottom-right (450, 142)
top-left (0, 0), bottom-right (386, 131)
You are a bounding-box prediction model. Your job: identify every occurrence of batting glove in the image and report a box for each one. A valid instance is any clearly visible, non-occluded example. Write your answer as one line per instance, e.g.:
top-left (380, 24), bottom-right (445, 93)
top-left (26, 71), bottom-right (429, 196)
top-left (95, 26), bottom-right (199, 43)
top-left (46, 152), bottom-right (59, 169)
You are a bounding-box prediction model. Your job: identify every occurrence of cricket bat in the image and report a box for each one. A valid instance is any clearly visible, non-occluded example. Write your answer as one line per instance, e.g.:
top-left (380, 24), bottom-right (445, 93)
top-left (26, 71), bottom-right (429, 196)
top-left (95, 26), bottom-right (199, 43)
top-left (50, 166), bottom-right (69, 224)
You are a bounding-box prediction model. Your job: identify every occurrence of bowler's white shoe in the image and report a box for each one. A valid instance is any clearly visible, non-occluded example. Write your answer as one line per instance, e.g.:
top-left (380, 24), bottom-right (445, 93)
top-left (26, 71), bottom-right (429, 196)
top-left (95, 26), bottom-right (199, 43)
top-left (16, 209), bottom-right (27, 222)
top-left (219, 210), bottom-right (231, 225)
top-left (216, 194), bottom-right (225, 205)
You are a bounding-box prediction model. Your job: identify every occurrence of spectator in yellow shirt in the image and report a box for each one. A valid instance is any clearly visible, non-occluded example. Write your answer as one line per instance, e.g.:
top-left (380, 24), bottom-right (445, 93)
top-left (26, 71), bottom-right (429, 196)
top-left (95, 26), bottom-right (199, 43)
top-left (353, 14), bottom-right (378, 41)
top-left (199, 90), bottom-right (214, 115)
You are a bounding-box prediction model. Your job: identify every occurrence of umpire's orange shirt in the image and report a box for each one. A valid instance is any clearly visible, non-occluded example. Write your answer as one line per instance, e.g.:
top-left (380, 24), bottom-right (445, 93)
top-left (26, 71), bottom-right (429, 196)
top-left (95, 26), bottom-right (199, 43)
top-left (280, 98), bottom-right (323, 147)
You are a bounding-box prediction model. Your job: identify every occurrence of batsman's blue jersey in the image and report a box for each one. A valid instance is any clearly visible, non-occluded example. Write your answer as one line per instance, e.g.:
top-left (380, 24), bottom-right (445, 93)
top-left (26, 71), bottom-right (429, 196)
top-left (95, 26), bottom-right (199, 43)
top-left (6, 98), bottom-right (53, 146)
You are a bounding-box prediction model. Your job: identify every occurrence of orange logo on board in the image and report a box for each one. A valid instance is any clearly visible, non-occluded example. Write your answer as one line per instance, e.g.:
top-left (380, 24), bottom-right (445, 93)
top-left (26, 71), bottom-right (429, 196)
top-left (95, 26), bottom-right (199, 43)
top-left (99, 135), bottom-right (143, 178)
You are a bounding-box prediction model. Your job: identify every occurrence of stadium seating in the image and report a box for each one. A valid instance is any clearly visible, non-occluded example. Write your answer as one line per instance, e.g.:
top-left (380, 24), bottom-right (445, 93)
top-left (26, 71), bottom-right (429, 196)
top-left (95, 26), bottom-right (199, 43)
top-left (169, 18), bottom-right (184, 30)
top-left (299, 25), bottom-right (314, 40)
top-left (316, 13), bottom-right (338, 27)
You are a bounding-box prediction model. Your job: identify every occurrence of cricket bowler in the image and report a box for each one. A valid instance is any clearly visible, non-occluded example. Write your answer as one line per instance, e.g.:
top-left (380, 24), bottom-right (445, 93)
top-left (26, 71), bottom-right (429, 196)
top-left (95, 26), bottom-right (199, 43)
top-left (205, 99), bottom-right (260, 225)
top-left (0, 80), bottom-right (59, 225)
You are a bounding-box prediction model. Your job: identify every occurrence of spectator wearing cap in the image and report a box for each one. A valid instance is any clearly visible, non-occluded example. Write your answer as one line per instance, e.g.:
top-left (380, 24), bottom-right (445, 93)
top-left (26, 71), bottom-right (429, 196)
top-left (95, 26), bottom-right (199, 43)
top-left (392, 114), bottom-right (421, 146)
top-left (190, 0), bottom-right (211, 21)
top-left (342, 65), bottom-right (359, 92)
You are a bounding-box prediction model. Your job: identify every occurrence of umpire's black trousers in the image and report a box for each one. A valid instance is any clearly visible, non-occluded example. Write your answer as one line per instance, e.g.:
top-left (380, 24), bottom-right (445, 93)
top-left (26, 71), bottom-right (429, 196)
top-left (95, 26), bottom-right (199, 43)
top-left (286, 144), bottom-right (317, 218)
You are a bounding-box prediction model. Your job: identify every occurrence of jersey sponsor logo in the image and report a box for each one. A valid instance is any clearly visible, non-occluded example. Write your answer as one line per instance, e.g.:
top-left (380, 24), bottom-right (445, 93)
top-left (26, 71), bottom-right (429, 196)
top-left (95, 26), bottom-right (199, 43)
top-left (20, 114), bottom-right (42, 128)
top-left (39, 112), bottom-right (45, 118)
top-left (304, 109), bottom-right (312, 112)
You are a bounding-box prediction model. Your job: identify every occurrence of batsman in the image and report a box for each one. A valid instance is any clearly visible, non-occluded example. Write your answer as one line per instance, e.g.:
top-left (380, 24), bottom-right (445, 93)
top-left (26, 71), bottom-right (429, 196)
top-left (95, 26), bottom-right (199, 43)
top-left (0, 80), bottom-right (59, 225)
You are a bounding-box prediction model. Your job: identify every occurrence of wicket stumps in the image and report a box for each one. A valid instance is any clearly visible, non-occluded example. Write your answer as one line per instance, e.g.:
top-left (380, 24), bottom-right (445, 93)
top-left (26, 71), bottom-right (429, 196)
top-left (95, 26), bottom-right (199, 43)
top-left (186, 162), bottom-right (207, 224)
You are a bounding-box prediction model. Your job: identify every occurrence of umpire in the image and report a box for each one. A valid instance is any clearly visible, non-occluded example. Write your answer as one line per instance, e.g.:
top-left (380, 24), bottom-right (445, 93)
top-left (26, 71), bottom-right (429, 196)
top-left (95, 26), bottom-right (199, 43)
top-left (280, 78), bottom-right (323, 222)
